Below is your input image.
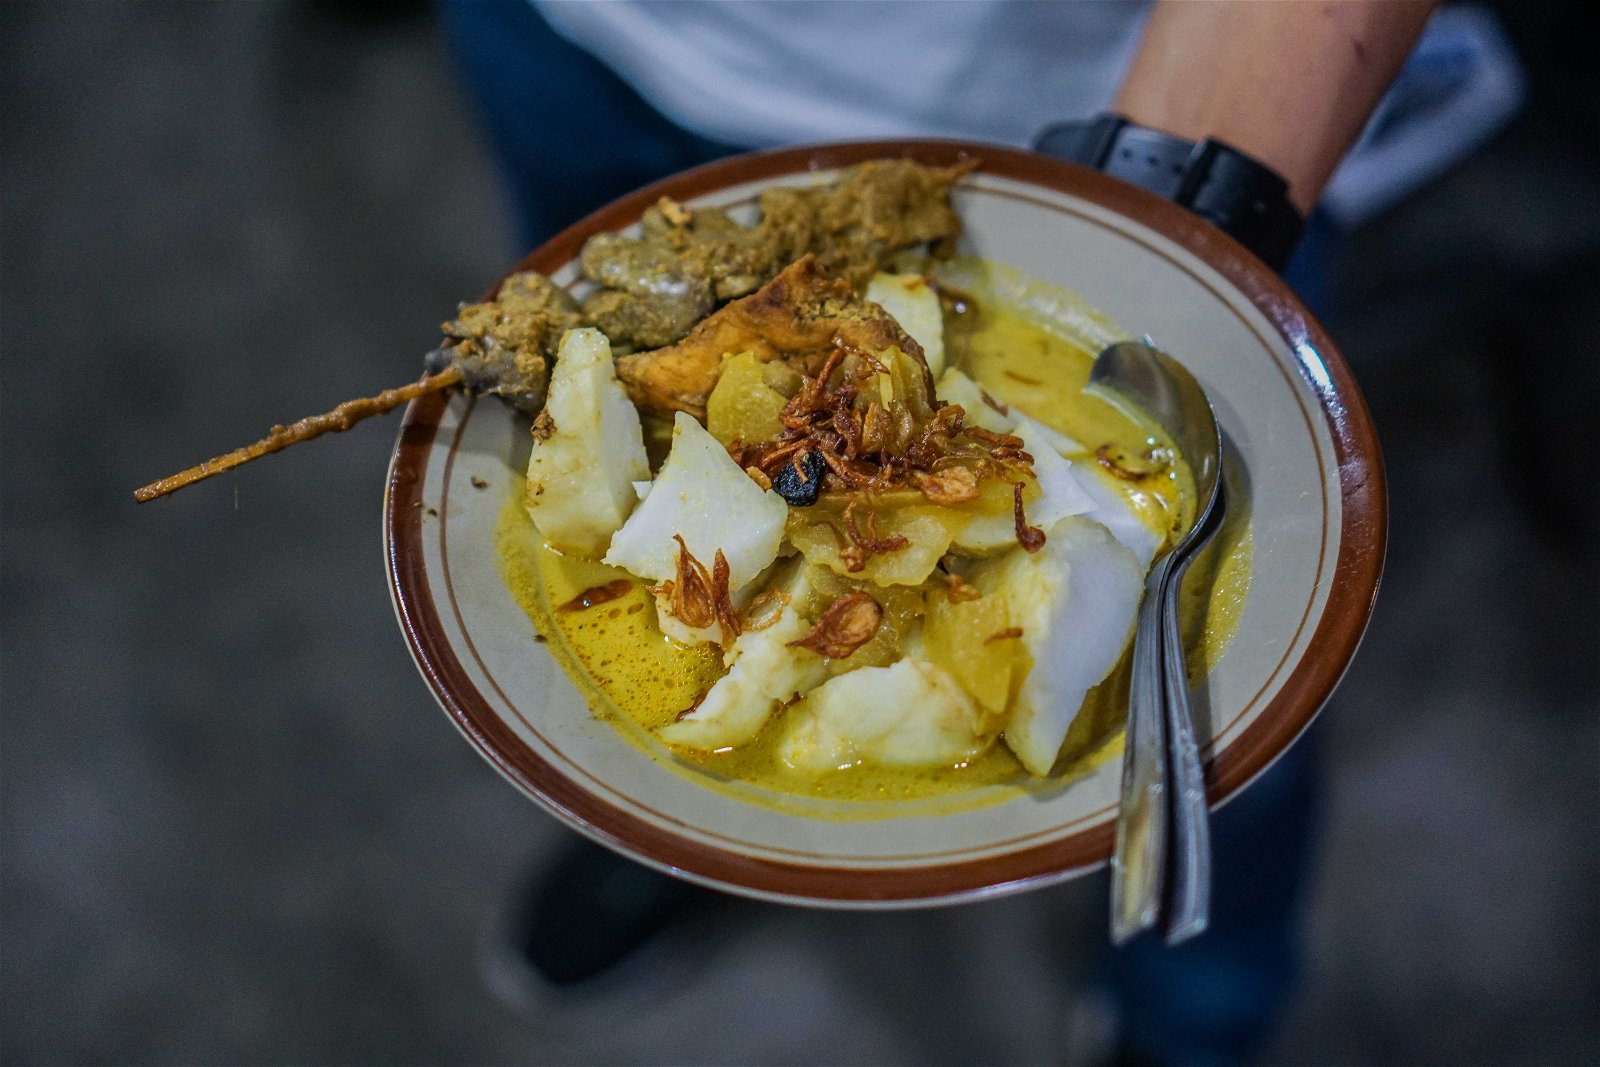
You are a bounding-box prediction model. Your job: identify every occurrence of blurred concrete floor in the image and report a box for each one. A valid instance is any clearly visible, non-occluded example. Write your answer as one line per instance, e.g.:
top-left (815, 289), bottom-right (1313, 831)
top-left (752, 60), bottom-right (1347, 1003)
top-left (2, 3), bottom-right (1597, 1064)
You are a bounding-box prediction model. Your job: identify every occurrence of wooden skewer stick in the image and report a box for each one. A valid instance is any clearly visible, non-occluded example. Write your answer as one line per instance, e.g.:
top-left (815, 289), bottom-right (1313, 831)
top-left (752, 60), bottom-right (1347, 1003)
top-left (134, 365), bottom-right (464, 503)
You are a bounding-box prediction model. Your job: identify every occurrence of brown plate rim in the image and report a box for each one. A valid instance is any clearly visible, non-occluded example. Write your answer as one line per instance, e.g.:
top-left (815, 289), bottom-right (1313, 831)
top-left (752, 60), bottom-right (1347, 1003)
top-left (384, 138), bottom-right (1387, 906)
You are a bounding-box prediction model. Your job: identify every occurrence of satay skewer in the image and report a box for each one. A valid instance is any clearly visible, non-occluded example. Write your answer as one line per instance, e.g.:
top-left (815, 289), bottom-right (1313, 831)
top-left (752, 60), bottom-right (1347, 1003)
top-left (131, 160), bottom-right (966, 508)
top-left (134, 365), bottom-right (463, 503)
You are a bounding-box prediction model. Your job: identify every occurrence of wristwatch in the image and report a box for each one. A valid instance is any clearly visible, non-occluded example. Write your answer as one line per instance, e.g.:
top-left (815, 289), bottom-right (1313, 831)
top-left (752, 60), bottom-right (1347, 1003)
top-left (1035, 114), bottom-right (1304, 273)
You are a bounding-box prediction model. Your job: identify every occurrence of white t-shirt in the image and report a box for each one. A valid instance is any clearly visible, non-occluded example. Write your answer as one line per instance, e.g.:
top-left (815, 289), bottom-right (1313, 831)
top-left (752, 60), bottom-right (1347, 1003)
top-left (533, 1), bottom-right (1524, 225)
top-left (533, 0), bottom-right (1150, 150)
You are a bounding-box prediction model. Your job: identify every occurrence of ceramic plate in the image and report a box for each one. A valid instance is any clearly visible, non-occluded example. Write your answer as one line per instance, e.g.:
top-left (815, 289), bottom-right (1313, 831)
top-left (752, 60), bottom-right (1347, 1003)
top-left (384, 141), bottom-right (1385, 908)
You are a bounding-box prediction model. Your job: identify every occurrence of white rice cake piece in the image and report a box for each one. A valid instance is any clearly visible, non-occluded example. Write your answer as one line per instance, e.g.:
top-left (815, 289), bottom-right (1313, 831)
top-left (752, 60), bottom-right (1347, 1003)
top-left (1013, 411), bottom-right (1085, 457)
top-left (604, 411), bottom-right (788, 589)
top-left (954, 418), bottom-right (1094, 554)
top-left (866, 272), bottom-right (945, 377)
top-left (524, 328), bottom-right (650, 556)
top-left (936, 368), bottom-right (1016, 434)
top-left (1074, 464), bottom-right (1164, 572)
top-left (973, 517), bottom-right (1143, 775)
top-left (658, 604), bottom-right (827, 750)
top-left (935, 369), bottom-right (1086, 456)
top-left (778, 658), bottom-right (990, 773)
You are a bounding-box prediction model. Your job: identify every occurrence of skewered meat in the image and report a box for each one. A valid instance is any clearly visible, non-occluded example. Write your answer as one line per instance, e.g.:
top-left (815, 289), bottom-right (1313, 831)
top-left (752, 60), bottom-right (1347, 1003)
top-left (428, 270), bottom-right (585, 414)
top-left (133, 158), bottom-right (973, 503)
top-left (580, 159), bottom-right (972, 351)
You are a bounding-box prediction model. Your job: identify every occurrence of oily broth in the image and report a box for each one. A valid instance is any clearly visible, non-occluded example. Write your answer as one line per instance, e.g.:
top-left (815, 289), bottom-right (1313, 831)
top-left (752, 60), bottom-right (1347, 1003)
top-left (944, 297), bottom-right (1253, 690)
top-left (496, 276), bottom-right (1251, 813)
top-left (944, 294), bottom-right (1194, 543)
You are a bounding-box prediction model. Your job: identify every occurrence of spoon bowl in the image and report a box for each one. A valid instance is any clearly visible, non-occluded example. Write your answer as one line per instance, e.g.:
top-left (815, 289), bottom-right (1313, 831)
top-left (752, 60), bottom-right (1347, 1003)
top-left (1090, 341), bottom-right (1225, 522)
top-left (1090, 341), bottom-right (1226, 944)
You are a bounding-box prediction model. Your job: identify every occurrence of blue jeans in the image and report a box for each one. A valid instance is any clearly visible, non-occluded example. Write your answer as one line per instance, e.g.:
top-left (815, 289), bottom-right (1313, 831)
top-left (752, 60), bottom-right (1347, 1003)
top-left (442, 5), bottom-right (1327, 1063)
top-left (440, 0), bottom-right (735, 254)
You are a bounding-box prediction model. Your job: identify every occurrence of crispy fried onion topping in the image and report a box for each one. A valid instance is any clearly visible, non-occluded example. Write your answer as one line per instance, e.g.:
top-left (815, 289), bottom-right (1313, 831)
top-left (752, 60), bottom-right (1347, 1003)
top-left (673, 690), bottom-right (707, 722)
top-left (655, 535), bottom-right (741, 646)
top-left (740, 589), bottom-right (790, 632)
top-left (910, 465), bottom-right (980, 505)
top-left (943, 572), bottom-right (982, 603)
top-left (1095, 443), bottom-right (1173, 481)
top-left (1012, 482), bottom-right (1046, 553)
top-left (839, 500), bottom-right (910, 572)
top-left (787, 591), bottom-right (883, 659)
top-left (978, 388), bottom-right (1009, 416)
top-left (557, 579), bottom-right (633, 613)
top-left (729, 342), bottom-right (1034, 502)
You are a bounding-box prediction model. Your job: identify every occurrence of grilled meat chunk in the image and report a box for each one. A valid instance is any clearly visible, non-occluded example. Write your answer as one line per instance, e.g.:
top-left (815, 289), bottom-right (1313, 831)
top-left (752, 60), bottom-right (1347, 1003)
top-left (581, 159), bottom-right (971, 351)
top-left (434, 271), bottom-right (585, 413)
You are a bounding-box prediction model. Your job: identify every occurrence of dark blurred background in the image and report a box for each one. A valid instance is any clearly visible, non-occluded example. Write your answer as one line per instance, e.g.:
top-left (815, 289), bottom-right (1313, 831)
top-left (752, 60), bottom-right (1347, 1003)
top-left (2, 2), bottom-right (1597, 1064)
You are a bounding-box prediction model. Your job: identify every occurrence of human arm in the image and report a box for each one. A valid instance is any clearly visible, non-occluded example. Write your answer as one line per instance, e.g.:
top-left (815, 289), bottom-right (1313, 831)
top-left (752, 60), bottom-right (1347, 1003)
top-left (1112, 0), bottom-right (1439, 215)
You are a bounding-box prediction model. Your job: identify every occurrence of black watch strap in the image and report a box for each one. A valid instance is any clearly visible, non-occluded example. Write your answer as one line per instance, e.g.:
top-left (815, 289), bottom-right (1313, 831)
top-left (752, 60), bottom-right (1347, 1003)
top-left (1035, 114), bottom-right (1305, 273)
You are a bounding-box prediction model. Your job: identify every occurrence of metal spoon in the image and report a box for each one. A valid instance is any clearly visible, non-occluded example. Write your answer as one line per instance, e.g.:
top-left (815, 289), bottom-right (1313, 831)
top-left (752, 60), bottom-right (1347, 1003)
top-left (1089, 341), bottom-right (1226, 946)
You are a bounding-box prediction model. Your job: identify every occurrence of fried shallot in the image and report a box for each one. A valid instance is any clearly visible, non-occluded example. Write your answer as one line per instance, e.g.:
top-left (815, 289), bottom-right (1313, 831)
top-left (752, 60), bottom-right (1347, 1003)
top-left (839, 501), bottom-right (911, 573)
top-left (911, 466), bottom-right (981, 505)
top-left (660, 535), bottom-right (716, 629)
top-left (943, 572), bottom-right (983, 603)
top-left (557, 579), bottom-right (634, 613)
top-left (1012, 483), bottom-right (1047, 553)
top-left (787, 591), bottom-right (883, 659)
top-left (731, 337), bottom-right (1034, 505)
top-left (655, 535), bottom-right (741, 646)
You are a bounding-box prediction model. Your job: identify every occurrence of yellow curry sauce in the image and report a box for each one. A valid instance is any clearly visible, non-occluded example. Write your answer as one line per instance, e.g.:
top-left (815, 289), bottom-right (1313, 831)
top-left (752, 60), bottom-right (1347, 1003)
top-left (497, 280), bottom-right (1251, 812)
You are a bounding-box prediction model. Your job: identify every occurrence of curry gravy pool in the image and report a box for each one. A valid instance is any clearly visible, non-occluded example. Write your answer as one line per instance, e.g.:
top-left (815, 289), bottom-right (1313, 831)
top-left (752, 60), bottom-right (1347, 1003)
top-left (497, 274), bottom-right (1251, 816)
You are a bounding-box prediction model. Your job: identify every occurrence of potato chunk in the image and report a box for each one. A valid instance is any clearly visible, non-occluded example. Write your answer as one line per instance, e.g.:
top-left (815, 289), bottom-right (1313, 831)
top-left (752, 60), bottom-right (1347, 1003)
top-left (778, 658), bottom-right (991, 773)
top-left (922, 587), bottom-right (1018, 721)
top-left (866, 273), bottom-right (945, 377)
top-left (705, 350), bottom-right (790, 447)
top-left (603, 411), bottom-right (788, 589)
top-left (525, 328), bottom-right (650, 556)
top-left (787, 504), bottom-right (967, 587)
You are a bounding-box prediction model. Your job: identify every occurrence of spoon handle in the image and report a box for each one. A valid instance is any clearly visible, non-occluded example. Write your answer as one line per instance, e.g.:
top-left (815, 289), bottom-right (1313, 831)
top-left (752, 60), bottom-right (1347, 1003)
top-left (1158, 490), bottom-right (1226, 944)
top-left (1110, 560), bottom-right (1172, 944)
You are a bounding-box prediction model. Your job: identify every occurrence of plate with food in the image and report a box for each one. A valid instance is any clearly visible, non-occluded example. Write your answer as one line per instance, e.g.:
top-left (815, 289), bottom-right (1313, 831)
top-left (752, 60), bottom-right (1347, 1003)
top-left (382, 140), bottom-right (1384, 907)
